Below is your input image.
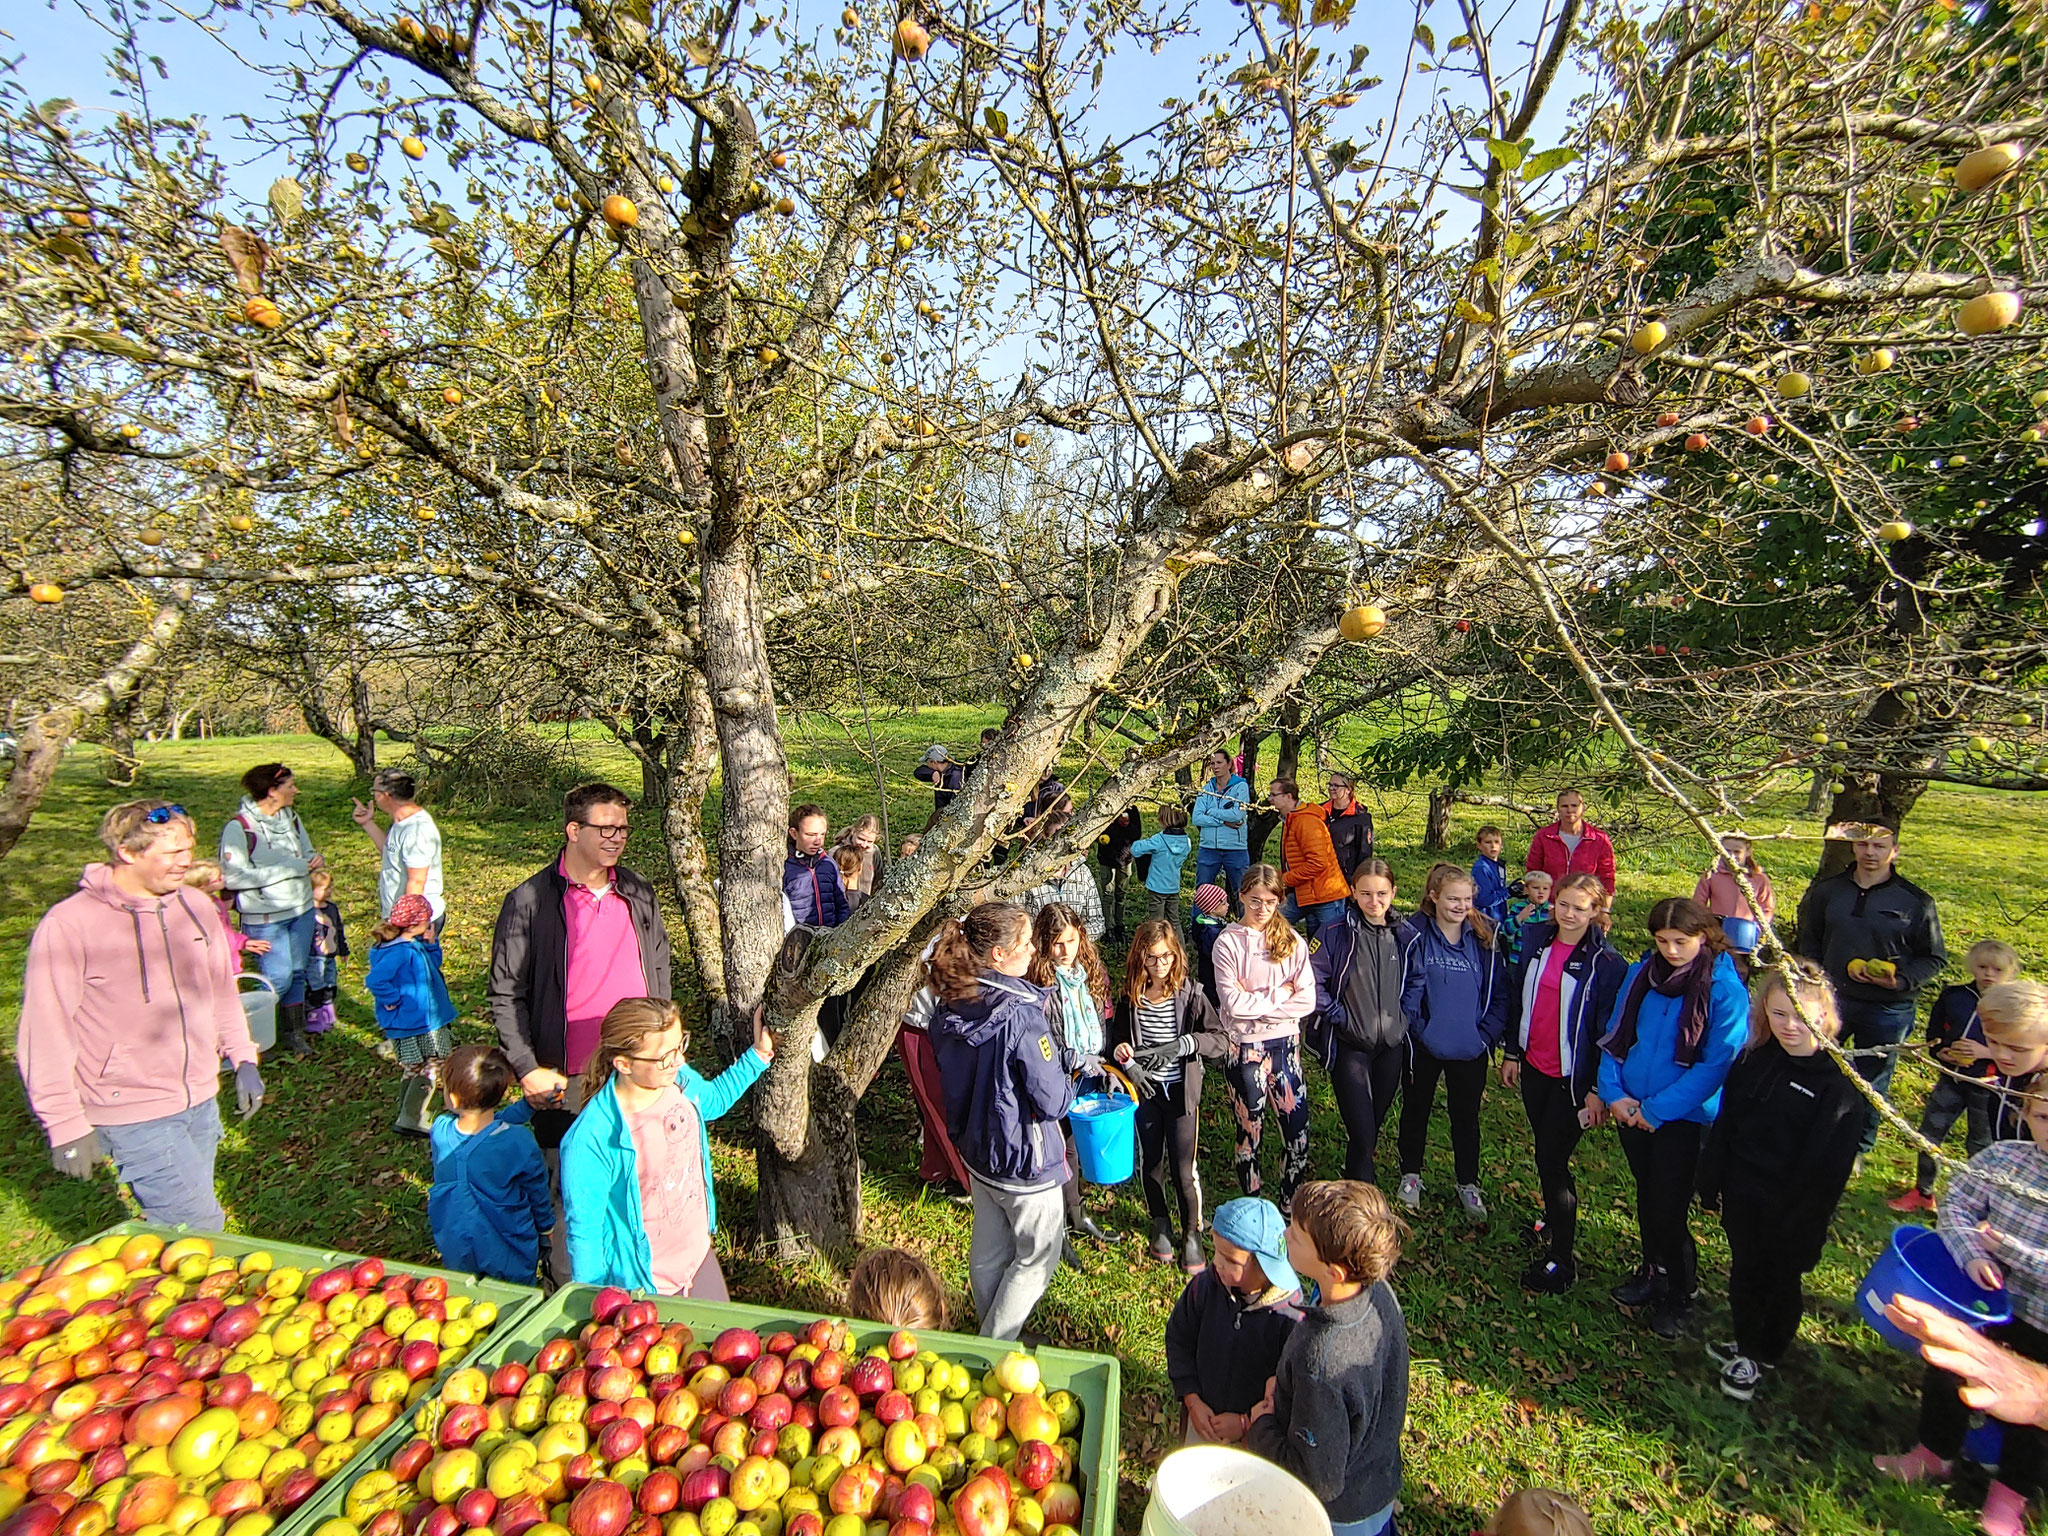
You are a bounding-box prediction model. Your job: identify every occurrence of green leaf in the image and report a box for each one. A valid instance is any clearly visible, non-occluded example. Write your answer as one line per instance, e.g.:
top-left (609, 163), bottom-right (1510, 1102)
top-left (1445, 183), bottom-right (1488, 202)
top-left (983, 107), bottom-right (1008, 139)
top-left (1485, 137), bottom-right (1525, 171)
top-left (1414, 21), bottom-right (1435, 54)
top-left (1473, 256), bottom-right (1501, 282)
top-left (268, 176), bottom-right (306, 224)
top-left (1519, 146), bottom-right (1578, 181)
top-left (1502, 230), bottom-right (1533, 258)
top-left (1447, 32), bottom-right (1473, 51)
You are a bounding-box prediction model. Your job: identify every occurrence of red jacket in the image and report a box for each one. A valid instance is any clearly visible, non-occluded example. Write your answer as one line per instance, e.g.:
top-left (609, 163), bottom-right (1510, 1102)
top-left (1525, 821), bottom-right (1617, 893)
top-left (1279, 805), bottom-right (1349, 907)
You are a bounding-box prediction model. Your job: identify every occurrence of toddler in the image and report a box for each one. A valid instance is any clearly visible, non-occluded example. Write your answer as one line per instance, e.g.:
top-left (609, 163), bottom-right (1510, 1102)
top-left (1891, 939), bottom-right (2021, 1212)
top-left (847, 1247), bottom-right (948, 1329)
top-left (305, 866), bottom-right (349, 1036)
top-left (1165, 1197), bottom-right (1301, 1444)
top-left (1190, 883), bottom-right (1229, 1005)
top-left (185, 859), bottom-right (267, 984)
top-left (366, 893), bottom-right (455, 1137)
top-left (1500, 869), bottom-right (1554, 966)
top-left (429, 1045), bottom-right (553, 1283)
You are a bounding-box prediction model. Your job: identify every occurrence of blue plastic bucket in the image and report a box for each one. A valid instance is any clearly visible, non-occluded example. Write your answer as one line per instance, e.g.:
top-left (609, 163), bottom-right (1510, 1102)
top-left (1858, 1224), bottom-right (2011, 1352)
top-left (1720, 916), bottom-right (1761, 953)
top-left (1069, 1091), bottom-right (1138, 1184)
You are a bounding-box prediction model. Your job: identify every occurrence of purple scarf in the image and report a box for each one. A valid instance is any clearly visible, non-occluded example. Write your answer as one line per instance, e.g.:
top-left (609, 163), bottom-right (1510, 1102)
top-left (1601, 950), bottom-right (1717, 1067)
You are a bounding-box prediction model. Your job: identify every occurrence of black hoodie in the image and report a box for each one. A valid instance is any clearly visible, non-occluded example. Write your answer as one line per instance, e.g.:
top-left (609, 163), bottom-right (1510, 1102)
top-left (1698, 1037), bottom-right (1864, 1268)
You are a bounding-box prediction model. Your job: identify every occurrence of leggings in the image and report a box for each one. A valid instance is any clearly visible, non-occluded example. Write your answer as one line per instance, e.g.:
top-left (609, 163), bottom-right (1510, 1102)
top-left (1721, 1197), bottom-right (1809, 1364)
top-left (1519, 1067), bottom-right (1586, 1264)
top-left (1224, 1036), bottom-right (1311, 1212)
top-left (1398, 1043), bottom-right (1488, 1187)
top-left (1329, 1038), bottom-right (1404, 1184)
top-left (1135, 1089), bottom-right (1203, 1233)
top-left (1616, 1119), bottom-right (1705, 1300)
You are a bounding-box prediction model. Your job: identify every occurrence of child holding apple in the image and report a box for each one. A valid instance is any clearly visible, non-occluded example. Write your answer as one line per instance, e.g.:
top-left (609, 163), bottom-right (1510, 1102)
top-left (429, 1045), bottom-right (554, 1285)
top-left (1245, 1179), bottom-right (1408, 1536)
top-left (1165, 1197), bottom-right (1301, 1444)
top-left (1890, 939), bottom-right (2021, 1212)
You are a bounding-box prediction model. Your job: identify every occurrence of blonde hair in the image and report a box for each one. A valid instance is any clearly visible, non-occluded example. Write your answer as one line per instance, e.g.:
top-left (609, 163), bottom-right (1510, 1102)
top-left (1969, 939), bottom-right (2022, 980)
top-left (99, 800), bottom-right (192, 858)
top-left (1419, 866), bottom-right (1497, 948)
top-left (581, 996), bottom-right (687, 1100)
top-left (183, 859), bottom-right (223, 889)
top-left (1748, 959), bottom-right (1842, 1051)
top-left (1237, 864), bottom-right (1299, 964)
top-left (1981, 982), bottom-right (2048, 1044)
top-left (845, 1248), bottom-right (946, 1330)
top-left (1485, 1489), bottom-right (1595, 1536)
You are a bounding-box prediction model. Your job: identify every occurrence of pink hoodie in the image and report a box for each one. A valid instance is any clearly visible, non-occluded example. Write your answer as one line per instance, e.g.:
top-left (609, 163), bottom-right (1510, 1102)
top-left (18, 864), bottom-right (259, 1146)
top-left (1211, 922), bottom-right (1317, 1046)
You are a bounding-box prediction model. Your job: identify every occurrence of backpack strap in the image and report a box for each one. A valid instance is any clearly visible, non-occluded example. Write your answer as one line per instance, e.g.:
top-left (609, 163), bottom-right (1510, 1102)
top-left (235, 814), bottom-right (258, 855)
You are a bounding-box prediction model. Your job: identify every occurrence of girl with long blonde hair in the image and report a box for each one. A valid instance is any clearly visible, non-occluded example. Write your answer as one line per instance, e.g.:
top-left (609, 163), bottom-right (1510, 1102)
top-left (1209, 864), bottom-right (1315, 1213)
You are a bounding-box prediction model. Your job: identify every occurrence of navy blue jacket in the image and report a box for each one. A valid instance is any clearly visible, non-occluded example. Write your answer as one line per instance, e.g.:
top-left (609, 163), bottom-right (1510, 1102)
top-left (428, 1101), bottom-right (552, 1283)
top-left (1399, 918), bottom-right (1507, 1061)
top-left (932, 972), bottom-right (1075, 1193)
top-left (1927, 982), bottom-right (1994, 1081)
top-left (1471, 855), bottom-right (1510, 925)
top-left (783, 849), bottom-right (851, 928)
top-left (914, 758), bottom-right (969, 811)
top-left (1504, 923), bottom-right (1630, 1102)
top-left (1164, 1268), bottom-right (1302, 1417)
top-left (1307, 907), bottom-right (1411, 1062)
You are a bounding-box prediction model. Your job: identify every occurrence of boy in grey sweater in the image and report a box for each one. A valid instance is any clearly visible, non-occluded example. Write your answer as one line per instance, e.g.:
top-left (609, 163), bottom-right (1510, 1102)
top-left (1247, 1179), bottom-right (1409, 1534)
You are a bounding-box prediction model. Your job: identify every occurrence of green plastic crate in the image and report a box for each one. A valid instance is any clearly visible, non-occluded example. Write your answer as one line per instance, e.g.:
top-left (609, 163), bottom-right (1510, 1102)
top-left (291, 1284), bottom-right (1122, 1536)
top-left (71, 1223), bottom-right (543, 1536)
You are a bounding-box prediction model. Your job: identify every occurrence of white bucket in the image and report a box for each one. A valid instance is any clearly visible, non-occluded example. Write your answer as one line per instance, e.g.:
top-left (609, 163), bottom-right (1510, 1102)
top-left (1142, 1446), bottom-right (1332, 1536)
top-left (239, 973), bottom-right (278, 1053)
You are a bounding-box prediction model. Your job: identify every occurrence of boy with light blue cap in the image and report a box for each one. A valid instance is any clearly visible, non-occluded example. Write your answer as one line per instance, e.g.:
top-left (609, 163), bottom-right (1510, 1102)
top-left (1163, 1196), bottom-right (1302, 1443)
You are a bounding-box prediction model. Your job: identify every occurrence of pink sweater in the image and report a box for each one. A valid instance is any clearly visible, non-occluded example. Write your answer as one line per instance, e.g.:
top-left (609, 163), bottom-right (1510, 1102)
top-left (1211, 923), bottom-right (1317, 1046)
top-left (19, 864), bottom-right (259, 1146)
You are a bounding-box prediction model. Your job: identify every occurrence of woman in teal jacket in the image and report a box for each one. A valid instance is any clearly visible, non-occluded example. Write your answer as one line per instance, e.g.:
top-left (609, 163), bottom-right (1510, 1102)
top-left (560, 996), bottom-right (773, 1297)
top-left (1597, 896), bottom-right (1749, 1340)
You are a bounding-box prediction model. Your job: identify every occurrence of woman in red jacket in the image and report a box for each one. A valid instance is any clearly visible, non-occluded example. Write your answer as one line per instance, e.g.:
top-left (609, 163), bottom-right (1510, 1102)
top-left (1524, 788), bottom-right (1617, 894)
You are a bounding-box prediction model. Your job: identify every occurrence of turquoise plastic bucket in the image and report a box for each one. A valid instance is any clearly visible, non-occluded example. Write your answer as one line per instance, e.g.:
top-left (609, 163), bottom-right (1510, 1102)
top-left (1069, 1090), bottom-right (1138, 1184)
top-left (1859, 1224), bottom-right (2011, 1352)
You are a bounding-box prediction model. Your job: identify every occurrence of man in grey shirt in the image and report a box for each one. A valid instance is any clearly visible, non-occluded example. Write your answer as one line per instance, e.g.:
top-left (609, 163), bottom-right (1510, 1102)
top-left (352, 768), bottom-right (445, 930)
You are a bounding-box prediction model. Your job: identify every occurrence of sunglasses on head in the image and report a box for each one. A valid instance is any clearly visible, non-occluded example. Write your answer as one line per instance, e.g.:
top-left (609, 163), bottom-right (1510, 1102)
top-left (144, 805), bottom-right (187, 824)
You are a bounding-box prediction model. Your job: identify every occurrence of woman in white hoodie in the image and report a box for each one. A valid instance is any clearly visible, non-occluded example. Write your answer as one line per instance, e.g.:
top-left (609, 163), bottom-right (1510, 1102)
top-left (220, 763), bottom-right (325, 1058)
top-left (1210, 863), bottom-right (1316, 1214)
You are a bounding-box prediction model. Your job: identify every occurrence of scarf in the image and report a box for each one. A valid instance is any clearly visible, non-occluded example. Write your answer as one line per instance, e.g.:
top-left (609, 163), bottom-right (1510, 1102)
top-left (1055, 965), bottom-right (1103, 1057)
top-left (1602, 949), bottom-right (1717, 1067)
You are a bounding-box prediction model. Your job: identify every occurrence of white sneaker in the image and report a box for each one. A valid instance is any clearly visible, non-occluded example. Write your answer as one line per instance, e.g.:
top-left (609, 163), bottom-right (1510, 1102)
top-left (1720, 1355), bottom-right (1765, 1401)
top-left (1398, 1174), bottom-right (1423, 1211)
top-left (1457, 1184), bottom-right (1489, 1226)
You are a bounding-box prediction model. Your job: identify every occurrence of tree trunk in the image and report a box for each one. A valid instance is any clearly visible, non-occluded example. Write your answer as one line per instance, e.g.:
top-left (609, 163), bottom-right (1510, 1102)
top-left (753, 1067), bottom-right (864, 1257)
top-left (1424, 785), bottom-right (1455, 850)
top-left (296, 648), bottom-right (378, 777)
top-left (1246, 709), bottom-right (1302, 864)
top-left (348, 665), bottom-right (379, 776)
top-left (1805, 767), bottom-right (1830, 815)
top-left (1816, 687), bottom-right (1942, 879)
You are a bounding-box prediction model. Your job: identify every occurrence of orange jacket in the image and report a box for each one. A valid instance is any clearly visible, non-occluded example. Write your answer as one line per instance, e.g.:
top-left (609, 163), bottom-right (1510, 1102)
top-left (1280, 804), bottom-right (1349, 906)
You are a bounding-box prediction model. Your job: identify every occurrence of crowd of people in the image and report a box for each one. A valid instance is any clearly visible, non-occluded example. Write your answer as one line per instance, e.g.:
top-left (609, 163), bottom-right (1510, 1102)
top-left (22, 744), bottom-right (2048, 1536)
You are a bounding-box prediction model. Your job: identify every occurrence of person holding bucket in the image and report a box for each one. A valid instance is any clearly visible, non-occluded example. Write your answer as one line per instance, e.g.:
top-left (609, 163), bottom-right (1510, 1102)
top-left (1875, 1090), bottom-right (2048, 1536)
top-left (1694, 961), bottom-right (1862, 1401)
top-left (1027, 902), bottom-right (1120, 1262)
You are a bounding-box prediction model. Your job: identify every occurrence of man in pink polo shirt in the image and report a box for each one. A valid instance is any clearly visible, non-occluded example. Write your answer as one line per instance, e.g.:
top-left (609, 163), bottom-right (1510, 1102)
top-left (488, 782), bottom-right (674, 1280)
top-left (1524, 787), bottom-right (1618, 895)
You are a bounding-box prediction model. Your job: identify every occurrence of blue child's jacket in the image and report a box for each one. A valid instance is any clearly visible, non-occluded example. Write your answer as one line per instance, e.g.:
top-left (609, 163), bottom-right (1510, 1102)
top-left (429, 1101), bottom-right (552, 1283)
top-left (1129, 831), bottom-right (1193, 896)
top-left (365, 937), bottom-right (455, 1039)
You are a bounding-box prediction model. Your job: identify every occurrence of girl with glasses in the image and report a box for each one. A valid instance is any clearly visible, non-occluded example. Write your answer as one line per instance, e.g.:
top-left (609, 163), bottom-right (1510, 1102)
top-left (559, 996), bottom-right (774, 1296)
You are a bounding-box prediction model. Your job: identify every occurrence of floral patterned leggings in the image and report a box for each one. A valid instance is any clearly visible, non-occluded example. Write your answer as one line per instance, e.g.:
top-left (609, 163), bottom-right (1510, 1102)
top-left (1224, 1036), bottom-right (1312, 1215)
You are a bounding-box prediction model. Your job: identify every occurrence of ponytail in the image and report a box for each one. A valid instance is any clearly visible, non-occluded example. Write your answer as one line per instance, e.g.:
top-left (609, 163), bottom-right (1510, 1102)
top-left (925, 902), bottom-right (1030, 1002)
top-left (581, 996), bottom-right (686, 1102)
top-left (1238, 864), bottom-right (1299, 964)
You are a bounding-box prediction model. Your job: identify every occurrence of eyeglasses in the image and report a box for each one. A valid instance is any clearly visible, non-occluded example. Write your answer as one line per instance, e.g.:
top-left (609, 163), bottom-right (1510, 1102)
top-left (143, 805), bottom-right (188, 824)
top-left (624, 1037), bottom-right (687, 1067)
top-left (574, 821), bottom-right (632, 841)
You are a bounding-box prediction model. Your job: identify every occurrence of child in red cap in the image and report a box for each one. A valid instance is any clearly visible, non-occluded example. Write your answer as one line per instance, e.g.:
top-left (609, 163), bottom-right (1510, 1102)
top-left (367, 893), bottom-right (455, 1136)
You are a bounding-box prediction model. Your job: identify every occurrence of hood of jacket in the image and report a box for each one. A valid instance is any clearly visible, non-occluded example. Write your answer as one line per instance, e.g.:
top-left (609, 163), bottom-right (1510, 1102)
top-left (931, 973), bottom-right (1071, 1190)
top-left (934, 972), bottom-right (1037, 1048)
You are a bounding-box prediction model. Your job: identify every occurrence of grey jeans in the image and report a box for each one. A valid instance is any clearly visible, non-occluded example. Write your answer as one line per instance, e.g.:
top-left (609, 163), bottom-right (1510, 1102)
top-left (969, 1176), bottom-right (1065, 1341)
top-left (98, 1098), bottom-right (225, 1229)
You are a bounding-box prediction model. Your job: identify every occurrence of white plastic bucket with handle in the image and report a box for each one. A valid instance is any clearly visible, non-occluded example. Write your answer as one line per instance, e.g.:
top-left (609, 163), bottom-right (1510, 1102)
top-left (238, 973), bottom-right (278, 1053)
top-left (1142, 1446), bottom-right (1332, 1536)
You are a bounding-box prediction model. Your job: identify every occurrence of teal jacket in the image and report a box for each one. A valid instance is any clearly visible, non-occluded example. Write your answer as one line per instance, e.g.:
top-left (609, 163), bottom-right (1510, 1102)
top-left (560, 1047), bottom-right (771, 1291)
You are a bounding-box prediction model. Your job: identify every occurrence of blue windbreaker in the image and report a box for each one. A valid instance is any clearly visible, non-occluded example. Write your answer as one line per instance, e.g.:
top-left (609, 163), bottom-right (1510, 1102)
top-left (1191, 776), bottom-right (1251, 853)
top-left (365, 937), bottom-right (455, 1039)
top-left (1471, 855), bottom-right (1510, 924)
top-left (1129, 831), bottom-right (1193, 895)
top-left (1595, 951), bottom-right (1749, 1127)
top-left (429, 1102), bottom-right (552, 1283)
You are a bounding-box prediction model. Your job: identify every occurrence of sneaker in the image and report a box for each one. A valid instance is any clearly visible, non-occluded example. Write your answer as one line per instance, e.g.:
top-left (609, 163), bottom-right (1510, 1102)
top-left (1887, 1187), bottom-right (1938, 1214)
top-left (1521, 1257), bottom-right (1575, 1294)
top-left (1649, 1297), bottom-right (1696, 1339)
top-left (1720, 1355), bottom-right (1765, 1401)
top-left (1610, 1264), bottom-right (1665, 1309)
top-left (1397, 1174), bottom-right (1423, 1212)
top-left (1456, 1184), bottom-right (1489, 1226)
top-left (1704, 1338), bottom-right (1741, 1367)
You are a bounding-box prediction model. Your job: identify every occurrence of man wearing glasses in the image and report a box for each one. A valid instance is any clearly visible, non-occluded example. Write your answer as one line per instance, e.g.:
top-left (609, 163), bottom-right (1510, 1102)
top-left (489, 782), bottom-right (674, 1281)
top-left (19, 800), bottom-right (265, 1227)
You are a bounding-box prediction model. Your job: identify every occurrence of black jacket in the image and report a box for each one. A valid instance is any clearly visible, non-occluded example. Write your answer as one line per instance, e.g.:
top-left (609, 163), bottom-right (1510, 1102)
top-left (1164, 1268), bottom-right (1301, 1417)
top-left (1503, 923), bottom-right (1629, 1103)
top-left (1109, 979), bottom-right (1221, 1116)
top-left (1306, 906), bottom-right (1409, 1062)
top-left (1099, 807), bottom-right (1144, 871)
top-left (1323, 803), bottom-right (1374, 881)
top-left (1698, 1039), bottom-right (1863, 1269)
top-left (487, 858), bottom-right (674, 1079)
top-left (1794, 867), bottom-right (1946, 1005)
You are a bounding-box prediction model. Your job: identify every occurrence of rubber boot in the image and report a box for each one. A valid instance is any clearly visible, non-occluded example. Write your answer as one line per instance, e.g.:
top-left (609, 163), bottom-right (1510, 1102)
top-left (393, 1075), bottom-right (434, 1138)
top-left (278, 1002), bottom-right (313, 1060)
top-left (1146, 1218), bottom-right (1176, 1263)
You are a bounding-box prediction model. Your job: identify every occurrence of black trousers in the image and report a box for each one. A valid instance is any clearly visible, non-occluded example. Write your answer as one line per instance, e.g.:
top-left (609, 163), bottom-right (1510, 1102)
top-left (1921, 1317), bottom-right (2048, 1497)
top-left (1519, 1068), bottom-right (1585, 1265)
top-left (1722, 1196), bottom-right (1808, 1363)
top-left (1329, 1039), bottom-right (1404, 1185)
top-left (1398, 1044), bottom-right (1488, 1187)
top-left (1135, 1089), bottom-right (1203, 1233)
top-left (1616, 1119), bottom-right (1705, 1300)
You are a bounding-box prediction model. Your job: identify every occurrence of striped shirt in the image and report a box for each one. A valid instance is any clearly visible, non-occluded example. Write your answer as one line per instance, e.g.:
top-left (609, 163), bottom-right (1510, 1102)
top-left (1135, 995), bottom-right (1182, 1083)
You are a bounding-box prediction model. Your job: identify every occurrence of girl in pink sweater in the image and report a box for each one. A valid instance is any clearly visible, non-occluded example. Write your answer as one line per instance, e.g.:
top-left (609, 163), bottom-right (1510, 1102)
top-left (1211, 863), bottom-right (1317, 1214)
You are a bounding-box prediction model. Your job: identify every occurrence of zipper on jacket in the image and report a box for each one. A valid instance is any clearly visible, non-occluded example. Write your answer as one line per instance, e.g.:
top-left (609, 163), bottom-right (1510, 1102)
top-left (158, 901), bottom-right (196, 1111)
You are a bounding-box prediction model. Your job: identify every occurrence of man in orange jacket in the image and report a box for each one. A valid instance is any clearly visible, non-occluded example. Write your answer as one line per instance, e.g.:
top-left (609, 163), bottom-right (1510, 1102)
top-left (1271, 778), bottom-right (1350, 938)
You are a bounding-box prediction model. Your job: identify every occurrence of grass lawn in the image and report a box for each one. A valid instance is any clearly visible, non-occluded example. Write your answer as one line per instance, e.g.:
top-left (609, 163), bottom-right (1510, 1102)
top-left (3, 719), bottom-right (2044, 1535)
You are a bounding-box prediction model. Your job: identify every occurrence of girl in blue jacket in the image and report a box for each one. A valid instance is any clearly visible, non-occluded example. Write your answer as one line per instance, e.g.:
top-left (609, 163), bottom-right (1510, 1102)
top-left (1396, 864), bottom-right (1507, 1226)
top-left (1597, 895), bottom-right (1750, 1338)
top-left (560, 996), bottom-right (773, 1298)
top-left (430, 1045), bottom-right (553, 1283)
top-left (366, 893), bottom-right (456, 1138)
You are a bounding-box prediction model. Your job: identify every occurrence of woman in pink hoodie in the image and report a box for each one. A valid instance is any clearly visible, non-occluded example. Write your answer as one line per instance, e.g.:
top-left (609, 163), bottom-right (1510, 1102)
top-left (1210, 863), bottom-right (1317, 1214)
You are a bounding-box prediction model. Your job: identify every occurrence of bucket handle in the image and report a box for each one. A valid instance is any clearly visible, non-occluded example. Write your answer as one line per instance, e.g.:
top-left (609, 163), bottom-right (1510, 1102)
top-left (237, 972), bottom-right (278, 996)
top-left (1090, 1063), bottom-right (1139, 1104)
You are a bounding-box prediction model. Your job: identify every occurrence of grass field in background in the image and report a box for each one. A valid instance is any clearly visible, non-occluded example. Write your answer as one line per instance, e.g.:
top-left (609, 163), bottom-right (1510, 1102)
top-left (3, 719), bottom-right (2045, 1535)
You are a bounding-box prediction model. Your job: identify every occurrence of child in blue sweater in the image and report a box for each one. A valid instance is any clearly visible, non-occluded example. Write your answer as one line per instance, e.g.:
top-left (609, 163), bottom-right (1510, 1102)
top-left (1471, 827), bottom-right (1511, 925)
top-left (366, 893), bottom-right (456, 1139)
top-left (1132, 805), bottom-right (1195, 928)
top-left (1597, 896), bottom-right (1749, 1339)
top-left (430, 1046), bottom-right (553, 1283)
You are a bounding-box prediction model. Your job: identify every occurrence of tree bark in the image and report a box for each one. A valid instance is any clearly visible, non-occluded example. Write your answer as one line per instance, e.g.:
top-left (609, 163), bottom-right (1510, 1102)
top-left (1817, 687), bottom-right (1941, 879)
top-left (0, 590), bottom-right (190, 860)
top-left (1424, 785), bottom-right (1455, 850)
top-left (1246, 710), bottom-right (1302, 863)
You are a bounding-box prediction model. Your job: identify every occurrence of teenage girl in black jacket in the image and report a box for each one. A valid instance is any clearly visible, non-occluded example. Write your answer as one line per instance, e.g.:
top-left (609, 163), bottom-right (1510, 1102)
top-left (1306, 859), bottom-right (1410, 1186)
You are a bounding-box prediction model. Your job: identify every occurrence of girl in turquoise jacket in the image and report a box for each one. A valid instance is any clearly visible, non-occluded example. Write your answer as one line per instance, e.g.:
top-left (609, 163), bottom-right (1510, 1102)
top-left (560, 996), bottom-right (773, 1297)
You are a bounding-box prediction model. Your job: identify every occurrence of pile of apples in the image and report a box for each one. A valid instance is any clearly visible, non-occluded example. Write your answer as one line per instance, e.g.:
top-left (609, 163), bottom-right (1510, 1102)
top-left (0, 1233), bottom-right (508, 1536)
top-left (331, 1288), bottom-right (1088, 1536)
